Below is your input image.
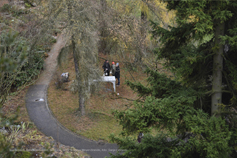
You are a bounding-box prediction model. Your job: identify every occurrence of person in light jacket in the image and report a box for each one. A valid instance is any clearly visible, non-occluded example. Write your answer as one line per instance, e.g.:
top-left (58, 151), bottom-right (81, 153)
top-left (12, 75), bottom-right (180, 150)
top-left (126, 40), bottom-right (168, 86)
top-left (111, 61), bottom-right (116, 76)
top-left (115, 63), bottom-right (120, 85)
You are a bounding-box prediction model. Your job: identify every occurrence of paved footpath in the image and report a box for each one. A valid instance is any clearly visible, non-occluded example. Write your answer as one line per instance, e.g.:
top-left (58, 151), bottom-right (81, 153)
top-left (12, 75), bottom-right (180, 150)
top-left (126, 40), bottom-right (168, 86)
top-left (25, 35), bottom-right (119, 158)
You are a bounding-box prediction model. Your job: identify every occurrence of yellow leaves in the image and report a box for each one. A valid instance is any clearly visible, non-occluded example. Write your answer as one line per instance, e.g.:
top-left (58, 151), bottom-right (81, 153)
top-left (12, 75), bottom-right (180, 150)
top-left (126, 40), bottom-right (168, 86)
top-left (188, 15), bottom-right (198, 23)
top-left (76, 40), bottom-right (81, 45)
top-left (125, 5), bottom-right (132, 14)
top-left (154, 0), bottom-right (168, 12)
top-left (141, 1), bottom-right (149, 15)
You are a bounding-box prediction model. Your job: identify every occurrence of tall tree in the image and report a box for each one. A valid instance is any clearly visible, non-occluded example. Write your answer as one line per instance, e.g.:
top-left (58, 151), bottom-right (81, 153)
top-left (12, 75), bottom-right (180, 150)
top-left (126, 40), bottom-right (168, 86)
top-left (212, 22), bottom-right (225, 115)
top-left (134, 0), bottom-right (148, 63)
top-left (67, 0), bottom-right (85, 115)
top-left (110, 0), bottom-right (237, 157)
top-left (98, 0), bottom-right (109, 54)
top-left (155, 0), bottom-right (235, 116)
top-left (56, 0), bottom-right (101, 115)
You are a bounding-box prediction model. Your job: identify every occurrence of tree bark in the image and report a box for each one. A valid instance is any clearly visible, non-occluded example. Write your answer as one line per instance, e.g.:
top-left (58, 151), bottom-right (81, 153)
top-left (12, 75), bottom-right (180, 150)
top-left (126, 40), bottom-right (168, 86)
top-left (99, 0), bottom-right (109, 54)
top-left (68, 1), bottom-right (85, 115)
top-left (72, 40), bottom-right (85, 115)
top-left (79, 93), bottom-right (85, 115)
top-left (72, 39), bottom-right (79, 74)
top-left (211, 22), bottom-right (225, 116)
top-left (135, 0), bottom-right (147, 63)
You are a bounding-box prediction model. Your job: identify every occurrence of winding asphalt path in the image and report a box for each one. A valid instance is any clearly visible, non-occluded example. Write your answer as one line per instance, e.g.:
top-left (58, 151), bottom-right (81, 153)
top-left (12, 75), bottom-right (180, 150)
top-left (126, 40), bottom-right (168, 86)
top-left (25, 35), bottom-right (119, 158)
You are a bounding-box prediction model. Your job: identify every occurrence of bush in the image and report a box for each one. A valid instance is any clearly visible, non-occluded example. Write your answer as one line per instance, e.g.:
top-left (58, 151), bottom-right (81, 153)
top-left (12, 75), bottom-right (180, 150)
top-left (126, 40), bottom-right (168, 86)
top-left (52, 29), bottom-right (61, 36)
top-left (13, 52), bottom-right (44, 88)
top-left (15, 151), bottom-right (32, 158)
top-left (50, 38), bottom-right (57, 43)
top-left (0, 4), bottom-right (28, 16)
top-left (54, 72), bottom-right (66, 90)
top-left (0, 4), bottom-right (11, 12)
top-left (25, 3), bottom-right (31, 8)
top-left (12, 9), bottom-right (28, 17)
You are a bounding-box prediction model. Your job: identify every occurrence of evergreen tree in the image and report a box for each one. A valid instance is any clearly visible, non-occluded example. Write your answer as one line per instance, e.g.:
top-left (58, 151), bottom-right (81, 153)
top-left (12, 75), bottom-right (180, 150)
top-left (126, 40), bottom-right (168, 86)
top-left (110, 1), bottom-right (237, 157)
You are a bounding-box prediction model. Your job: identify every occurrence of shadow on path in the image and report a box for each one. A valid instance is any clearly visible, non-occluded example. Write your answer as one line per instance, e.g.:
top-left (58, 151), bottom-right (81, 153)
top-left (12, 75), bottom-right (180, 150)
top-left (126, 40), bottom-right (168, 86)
top-left (25, 35), bottom-right (119, 158)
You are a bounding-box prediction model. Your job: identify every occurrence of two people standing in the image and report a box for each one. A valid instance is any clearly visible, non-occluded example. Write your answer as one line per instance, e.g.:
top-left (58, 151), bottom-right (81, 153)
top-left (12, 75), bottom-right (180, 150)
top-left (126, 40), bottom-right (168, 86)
top-left (102, 60), bottom-right (120, 86)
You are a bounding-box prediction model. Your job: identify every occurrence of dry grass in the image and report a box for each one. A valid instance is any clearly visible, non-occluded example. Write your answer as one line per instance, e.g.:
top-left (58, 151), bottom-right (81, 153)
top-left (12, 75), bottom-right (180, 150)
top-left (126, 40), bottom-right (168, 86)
top-left (3, 86), bottom-right (31, 123)
top-left (48, 53), bottom-right (148, 142)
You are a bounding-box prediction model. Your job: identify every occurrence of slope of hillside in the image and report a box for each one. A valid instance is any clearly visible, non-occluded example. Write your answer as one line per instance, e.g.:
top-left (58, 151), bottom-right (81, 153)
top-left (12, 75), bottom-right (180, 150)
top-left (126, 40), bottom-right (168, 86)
top-left (47, 52), bottom-right (148, 143)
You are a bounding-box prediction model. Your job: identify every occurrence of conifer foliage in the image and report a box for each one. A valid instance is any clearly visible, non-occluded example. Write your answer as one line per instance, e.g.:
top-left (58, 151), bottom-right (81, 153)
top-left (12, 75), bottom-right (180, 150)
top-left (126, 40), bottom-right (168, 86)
top-left (111, 1), bottom-right (237, 157)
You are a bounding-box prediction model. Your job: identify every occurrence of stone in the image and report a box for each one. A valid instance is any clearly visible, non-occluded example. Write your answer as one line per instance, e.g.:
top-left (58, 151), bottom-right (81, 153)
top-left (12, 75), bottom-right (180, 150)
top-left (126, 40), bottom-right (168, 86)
top-left (0, 129), bottom-right (8, 135)
top-left (32, 3), bottom-right (37, 7)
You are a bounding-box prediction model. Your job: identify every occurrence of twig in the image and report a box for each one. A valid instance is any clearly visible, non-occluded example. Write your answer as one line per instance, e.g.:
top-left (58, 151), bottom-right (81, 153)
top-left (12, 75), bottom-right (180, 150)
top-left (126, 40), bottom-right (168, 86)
top-left (109, 93), bottom-right (144, 103)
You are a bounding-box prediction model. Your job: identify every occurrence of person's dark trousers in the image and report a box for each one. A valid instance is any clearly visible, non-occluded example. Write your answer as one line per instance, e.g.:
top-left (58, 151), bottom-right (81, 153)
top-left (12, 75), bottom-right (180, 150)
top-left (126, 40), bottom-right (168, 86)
top-left (117, 78), bottom-right (120, 85)
top-left (105, 70), bottom-right (109, 76)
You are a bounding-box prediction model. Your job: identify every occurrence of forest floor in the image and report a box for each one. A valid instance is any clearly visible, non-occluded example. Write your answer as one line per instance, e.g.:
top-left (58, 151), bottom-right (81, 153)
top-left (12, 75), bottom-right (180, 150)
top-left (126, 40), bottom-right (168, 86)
top-left (47, 52), bottom-right (149, 143)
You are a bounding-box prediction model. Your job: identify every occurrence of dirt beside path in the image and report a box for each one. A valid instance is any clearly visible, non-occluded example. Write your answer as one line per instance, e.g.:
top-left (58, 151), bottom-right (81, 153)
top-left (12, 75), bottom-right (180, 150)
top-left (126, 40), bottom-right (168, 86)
top-left (36, 34), bottom-right (66, 85)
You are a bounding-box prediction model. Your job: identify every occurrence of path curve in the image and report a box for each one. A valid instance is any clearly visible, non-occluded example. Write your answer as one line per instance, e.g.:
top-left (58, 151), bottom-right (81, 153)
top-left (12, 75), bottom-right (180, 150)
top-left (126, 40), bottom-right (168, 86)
top-left (25, 35), bottom-right (119, 158)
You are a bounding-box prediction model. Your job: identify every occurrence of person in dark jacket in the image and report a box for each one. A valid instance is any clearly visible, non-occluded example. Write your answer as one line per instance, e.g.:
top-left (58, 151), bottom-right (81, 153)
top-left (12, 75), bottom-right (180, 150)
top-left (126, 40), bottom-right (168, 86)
top-left (137, 132), bottom-right (144, 143)
top-left (102, 60), bottom-right (110, 76)
top-left (115, 62), bottom-right (120, 85)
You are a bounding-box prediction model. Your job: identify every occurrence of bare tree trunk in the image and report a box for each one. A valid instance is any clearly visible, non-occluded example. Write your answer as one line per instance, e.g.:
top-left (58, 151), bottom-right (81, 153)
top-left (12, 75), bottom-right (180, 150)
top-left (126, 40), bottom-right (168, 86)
top-left (165, 12), bottom-right (169, 29)
top-left (72, 41), bottom-right (85, 115)
top-left (99, 0), bottom-right (109, 54)
top-left (68, 1), bottom-right (85, 115)
top-left (135, 0), bottom-right (147, 63)
top-left (211, 22), bottom-right (225, 116)
top-left (72, 39), bottom-right (79, 74)
top-left (79, 93), bottom-right (85, 115)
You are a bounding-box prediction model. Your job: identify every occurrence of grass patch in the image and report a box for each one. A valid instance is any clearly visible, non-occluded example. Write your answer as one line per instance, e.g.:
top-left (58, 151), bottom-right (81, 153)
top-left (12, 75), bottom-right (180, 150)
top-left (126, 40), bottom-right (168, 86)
top-left (79, 114), bottom-right (122, 142)
top-left (47, 53), bottom-right (149, 143)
